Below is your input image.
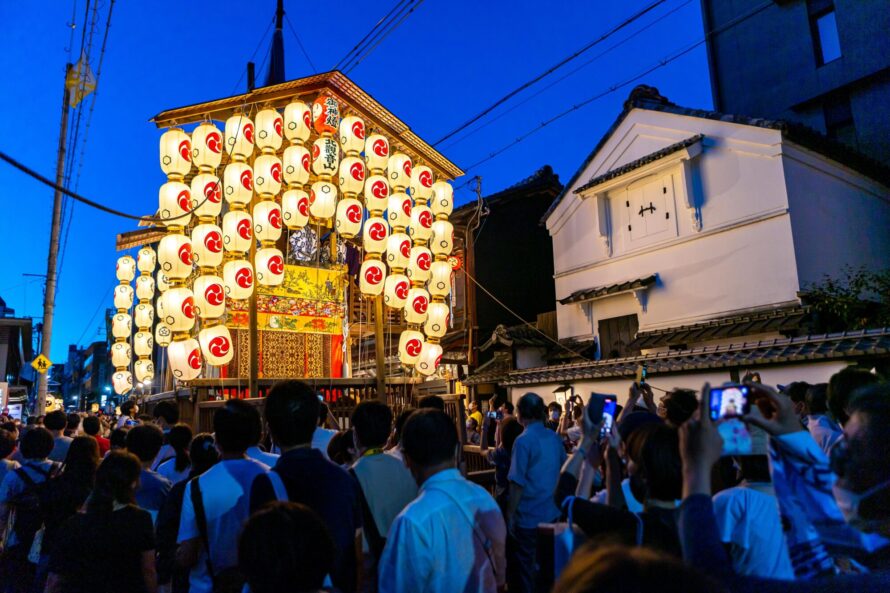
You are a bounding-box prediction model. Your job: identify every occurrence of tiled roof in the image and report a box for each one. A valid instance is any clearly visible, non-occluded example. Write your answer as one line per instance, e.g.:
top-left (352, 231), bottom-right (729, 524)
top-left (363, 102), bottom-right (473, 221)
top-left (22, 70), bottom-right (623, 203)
top-left (628, 305), bottom-right (808, 350)
top-left (479, 324), bottom-right (554, 351)
top-left (558, 275), bottom-right (657, 305)
top-left (502, 327), bottom-right (890, 386)
top-left (574, 135), bottom-right (703, 194)
top-left (464, 352), bottom-right (513, 385)
top-left (452, 165), bottom-right (562, 224)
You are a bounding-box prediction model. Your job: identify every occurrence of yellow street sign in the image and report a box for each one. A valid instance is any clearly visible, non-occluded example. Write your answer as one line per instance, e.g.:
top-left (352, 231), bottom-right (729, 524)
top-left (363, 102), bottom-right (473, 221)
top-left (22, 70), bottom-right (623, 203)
top-left (31, 354), bottom-right (52, 374)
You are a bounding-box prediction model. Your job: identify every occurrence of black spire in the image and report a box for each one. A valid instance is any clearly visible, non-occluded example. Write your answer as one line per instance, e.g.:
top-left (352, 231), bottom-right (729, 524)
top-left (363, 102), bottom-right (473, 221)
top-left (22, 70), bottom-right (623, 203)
top-left (266, 0), bottom-right (286, 86)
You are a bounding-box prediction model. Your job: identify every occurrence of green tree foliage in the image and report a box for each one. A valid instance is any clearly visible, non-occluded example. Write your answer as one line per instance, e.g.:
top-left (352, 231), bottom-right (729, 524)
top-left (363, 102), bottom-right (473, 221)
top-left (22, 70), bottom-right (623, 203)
top-left (804, 267), bottom-right (890, 332)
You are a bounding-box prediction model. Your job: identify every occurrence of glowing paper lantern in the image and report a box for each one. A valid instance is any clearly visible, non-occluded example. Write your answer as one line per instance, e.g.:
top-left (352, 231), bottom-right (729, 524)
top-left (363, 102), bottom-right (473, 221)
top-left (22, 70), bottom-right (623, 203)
top-left (253, 154), bottom-right (283, 197)
top-left (253, 201), bottom-right (283, 243)
top-left (386, 233), bottom-right (411, 270)
top-left (158, 181), bottom-right (193, 227)
top-left (116, 256), bottom-right (136, 282)
top-left (430, 219), bottom-right (454, 256)
top-left (398, 329), bottom-right (424, 365)
top-left (410, 165), bottom-right (434, 200)
top-left (112, 370), bottom-right (133, 395)
top-left (134, 332), bottom-right (154, 357)
top-left (364, 174), bottom-right (389, 213)
top-left (283, 145), bottom-right (311, 186)
top-left (158, 234), bottom-right (193, 280)
top-left (135, 276), bottom-right (155, 301)
top-left (362, 217), bottom-right (389, 254)
top-left (225, 114), bottom-right (255, 161)
top-left (113, 285), bottom-right (134, 310)
top-left (222, 211), bottom-right (253, 253)
top-left (159, 128), bottom-right (192, 178)
top-left (110, 342), bottom-right (132, 368)
top-left (284, 100), bottom-right (311, 144)
top-left (338, 156), bottom-right (365, 196)
top-left (431, 181), bottom-right (454, 217)
top-left (199, 325), bottom-right (234, 366)
top-left (387, 152), bottom-right (412, 190)
top-left (192, 275), bottom-right (226, 319)
top-left (387, 193), bottom-right (412, 229)
top-left (424, 301), bottom-right (450, 338)
top-left (360, 260), bottom-right (386, 296)
top-left (137, 247), bottom-right (157, 274)
top-left (134, 303), bottom-right (154, 328)
top-left (428, 260), bottom-right (452, 297)
top-left (312, 94), bottom-right (340, 135)
top-left (155, 323), bottom-right (173, 347)
top-left (339, 115), bottom-right (365, 155)
top-left (168, 338), bottom-right (202, 381)
top-left (157, 287), bottom-right (196, 332)
top-left (416, 341), bottom-right (443, 376)
top-left (134, 359), bottom-right (155, 383)
top-left (156, 272), bottom-right (172, 294)
top-left (255, 108), bottom-right (284, 153)
top-left (407, 246), bottom-right (432, 283)
top-left (111, 313), bottom-right (132, 339)
top-left (223, 162), bottom-right (254, 207)
top-left (383, 273), bottom-right (410, 309)
top-left (190, 174), bottom-right (223, 219)
top-left (405, 287), bottom-right (430, 324)
top-left (409, 205), bottom-right (434, 242)
top-left (282, 189), bottom-right (310, 228)
top-left (309, 180), bottom-right (338, 220)
top-left (223, 259), bottom-right (254, 300)
top-left (255, 247), bottom-right (285, 286)
top-left (191, 224), bottom-right (224, 268)
top-left (365, 134), bottom-right (389, 172)
top-left (335, 198), bottom-right (363, 239)
top-left (312, 137), bottom-right (340, 177)
top-left (191, 123), bottom-right (223, 171)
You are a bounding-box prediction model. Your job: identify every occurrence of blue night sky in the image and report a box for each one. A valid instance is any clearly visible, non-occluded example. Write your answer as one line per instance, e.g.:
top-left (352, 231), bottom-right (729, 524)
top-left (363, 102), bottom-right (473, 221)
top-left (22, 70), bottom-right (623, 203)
top-left (0, 0), bottom-right (712, 362)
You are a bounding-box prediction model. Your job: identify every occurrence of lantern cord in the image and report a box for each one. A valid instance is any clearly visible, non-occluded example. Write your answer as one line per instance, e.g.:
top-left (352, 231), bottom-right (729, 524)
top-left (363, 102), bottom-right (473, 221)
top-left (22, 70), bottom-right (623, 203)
top-left (284, 14), bottom-right (317, 74)
top-left (432, 0), bottom-right (669, 147)
top-left (332, 0), bottom-right (411, 71)
top-left (342, 0), bottom-right (426, 75)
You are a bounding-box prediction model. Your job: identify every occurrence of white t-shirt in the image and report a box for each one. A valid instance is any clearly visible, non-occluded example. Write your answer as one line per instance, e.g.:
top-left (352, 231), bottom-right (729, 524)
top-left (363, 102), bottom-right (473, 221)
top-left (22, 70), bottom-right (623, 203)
top-left (712, 483), bottom-right (794, 580)
top-left (246, 446), bottom-right (279, 468)
top-left (311, 427), bottom-right (337, 459)
top-left (157, 458), bottom-right (190, 484)
top-left (178, 458), bottom-right (270, 593)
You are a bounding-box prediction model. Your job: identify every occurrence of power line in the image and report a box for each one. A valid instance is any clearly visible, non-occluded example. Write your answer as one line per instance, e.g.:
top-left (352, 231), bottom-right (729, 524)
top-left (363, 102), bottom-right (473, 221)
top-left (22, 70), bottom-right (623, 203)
top-left (75, 281), bottom-right (114, 346)
top-left (230, 16), bottom-right (275, 94)
top-left (285, 14), bottom-right (317, 73)
top-left (433, 0), bottom-right (669, 146)
top-left (342, 0), bottom-right (426, 74)
top-left (333, 0), bottom-right (411, 71)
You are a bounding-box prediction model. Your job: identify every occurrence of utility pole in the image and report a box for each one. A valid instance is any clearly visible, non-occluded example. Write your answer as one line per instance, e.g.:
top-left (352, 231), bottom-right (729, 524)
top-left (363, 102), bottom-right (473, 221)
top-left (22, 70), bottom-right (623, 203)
top-left (36, 63), bottom-right (73, 416)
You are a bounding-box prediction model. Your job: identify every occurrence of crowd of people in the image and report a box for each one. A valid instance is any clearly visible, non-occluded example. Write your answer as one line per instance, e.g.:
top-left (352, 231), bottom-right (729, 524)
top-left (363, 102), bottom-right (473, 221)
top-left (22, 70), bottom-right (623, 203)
top-left (0, 364), bottom-right (886, 593)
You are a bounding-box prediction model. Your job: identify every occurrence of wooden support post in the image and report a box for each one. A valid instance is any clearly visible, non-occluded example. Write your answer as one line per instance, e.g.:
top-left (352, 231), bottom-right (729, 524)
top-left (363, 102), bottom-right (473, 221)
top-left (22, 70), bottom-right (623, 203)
top-left (374, 295), bottom-right (386, 401)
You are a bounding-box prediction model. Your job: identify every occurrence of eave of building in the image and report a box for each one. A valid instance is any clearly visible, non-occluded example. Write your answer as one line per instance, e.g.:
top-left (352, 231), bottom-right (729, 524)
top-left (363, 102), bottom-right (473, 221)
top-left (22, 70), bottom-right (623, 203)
top-left (558, 274), bottom-right (657, 306)
top-left (150, 70), bottom-right (463, 181)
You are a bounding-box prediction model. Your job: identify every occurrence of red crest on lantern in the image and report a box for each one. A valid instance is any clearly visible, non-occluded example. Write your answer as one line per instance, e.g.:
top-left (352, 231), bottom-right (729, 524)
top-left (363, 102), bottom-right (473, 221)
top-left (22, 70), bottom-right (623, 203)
top-left (301, 153), bottom-right (310, 172)
top-left (419, 169), bottom-right (433, 188)
top-left (419, 210), bottom-right (433, 228)
top-left (369, 222), bottom-right (387, 241)
top-left (240, 169), bottom-right (252, 190)
top-left (182, 297), bottom-right (195, 319)
top-left (352, 120), bottom-right (365, 140)
top-left (204, 181), bottom-right (221, 203)
top-left (187, 348), bottom-right (202, 370)
top-left (206, 132), bottom-right (222, 154)
top-left (371, 179), bottom-right (388, 199)
top-left (402, 160), bottom-right (412, 178)
top-left (178, 140), bottom-right (191, 161)
top-left (204, 231), bottom-right (222, 253)
top-left (243, 123), bottom-right (254, 144)
top-left (406, 338), bottom-right (422, 357)
top-left (205, 283), bottom-right (224, 306)
top-left (237, 218), bottom-right (252, 240)
top-left (346, 204), bottom-right (362, 223)
top-left (395, 280), bottom-right (409, 299)
top-left (418, 252), bottom-right (432, 271)
top-left (412, 296), bottom-right (428, 314)
top-left (364, 266), bottom-right (383, 285)
top-left (209, 336), bottom-right (230, 357)
top-left (235, 267), bottom-right (253, 288)
top-left (400, 240), bottom-right (411, 258)
top-left (401, 199), bottom-right (411, 217)
top-left (271, 162), bottom-right (282, 183)
top-left (273, 117), bottom-right (283, 137)
top-left (350, 162), bottom-right (365, 182)
top-left (177, 189), bottom-right (192, 211)
top-left (178, 244), bottom-right (193, 266)
top-left (298, 196), bottom-right (309, 216)
top-left (269, 208), bottom-right (282, 229)
top-left (373, 138), bottom-right (388, 157)
top-left (268, 255), bottom-right (284, 274)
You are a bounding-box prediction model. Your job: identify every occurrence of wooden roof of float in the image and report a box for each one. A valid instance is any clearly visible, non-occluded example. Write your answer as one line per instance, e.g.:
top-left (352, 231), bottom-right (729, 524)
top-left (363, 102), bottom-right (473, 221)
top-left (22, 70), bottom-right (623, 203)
top-left (150, 70), bottom-right (464, 180)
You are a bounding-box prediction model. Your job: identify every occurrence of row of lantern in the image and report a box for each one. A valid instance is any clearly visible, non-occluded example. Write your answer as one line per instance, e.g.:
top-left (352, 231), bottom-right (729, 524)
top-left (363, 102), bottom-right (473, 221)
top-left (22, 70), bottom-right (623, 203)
top-left (110, 249), bottom-right (157, 395)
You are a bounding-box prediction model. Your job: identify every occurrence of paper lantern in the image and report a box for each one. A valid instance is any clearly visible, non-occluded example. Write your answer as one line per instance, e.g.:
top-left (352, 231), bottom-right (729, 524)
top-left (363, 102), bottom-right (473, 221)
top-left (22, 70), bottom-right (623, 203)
top-left (156, 272), bottom-right (172, 293)
top-left (168, 338), bottom-right (202, 381)
top-left (365, 134), bottom-right (390, 171)
top-left (199, 325), bottom-right (234, 366)
top-left (387, 193), bottom-right (412, 229)
top-left (116, 256), bottom-right (136, 282)
top-left (360, 260), bottom-right (386, 296)
top-left (111, 313), bottom-right (132, 339)
top-left (364, 174), bottom-right (389, 213)
top-left (424, 301), bottom-right (450, 338)
top-left (135, 276), bottom-right (155, 301)
top-left (190, 173), bottom-right (223, 218)
top-left (407, 246), bottom-right (432, 283)
top-left (223, 162), bottom-right (253, 207)
top-left (110, 341), bottom-right (132, 368)
top-left (134, 359), bottom-right (155, 383)
top-left (155, 323), bottom-right (173, 347)
top-left (113, 285), bottom-right (134, 310)
top-left (222, 211), bottom-right (253, 253)
top-left (312, 95), bottom-right (340, 135)
top-left (416, 341), bottom-right (443, 376)
top-left (383, 273), bottom-right (410, 309)
top-left (253, 201), bottom-right (283, 243)
top-left (312, 137), bottom-right (339, 177)
top-left (409, 205), bottom-right (434, 242)
top-left (282, 189), bottom-right (310, 228)
top-left (225, 114), bottom-right (255, 160)
top-left (134, 303), bottom-right (154, 328)
top-left (192, 275), bottom-right (226, 319)
top-left (191, 123), bottom-right (223, 171)
top-left (157, 287), bottom-right (196, 332)
top-left (428, 260), bottom-right (452, 297)
top-left (254, 154), bottom-right (283, 197)
top-left (284, 100), bottom-right (311, 144)
top-left (335, 198), bottom-right (363, 238)
top-left (405, 287), bottom-right (430, 324)
top-left (158, 234), bottom-right (193, 279)
top-left (431, 181), bottom-right (454, 217)
top-left (430, 220), bottom-right (454, 256)
top-left (191, 223), bottom-right (224, 268)
top-left (338, 156), bottom-right (365, 196)
top-left (362, 217), bottom-right (389, 254)
top-left (223, 259), bottom-right (254, 300)
top-left (387, 153), bottom-right (412, 190)
top-left (112, 370), bottom-right (133, 395)
top-left (159, 128), bottom-right (191, 178)
top-left (309, 180), bottom-right (337, 220)
top-left (255, 108), bottom-right (283, 153)
top-left (339, 115), bottom-right (365, 155)
top-left (386, 232), bottom-right (411, 269)
top-left (398, 329), bottom-right (424, 365)
top-left (410, 165), bottom-right (434, 200)
top-left (283, 145), bottom-right (311, 186)
top-left (255, 247), bottom-right (285, 286)
top-left (157, 181), bottom-right (192, 227)
top-left (137, 247), bottom-right (157, 274)
top-left (134, 332), bottom-right (154, 357)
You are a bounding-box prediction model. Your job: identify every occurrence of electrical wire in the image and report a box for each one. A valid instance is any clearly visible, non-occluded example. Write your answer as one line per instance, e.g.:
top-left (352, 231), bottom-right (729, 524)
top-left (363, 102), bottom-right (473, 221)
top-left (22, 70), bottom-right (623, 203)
top-left (433, 0), bottom-right (669, 146)
top-left (343, 0), bottom-right (426, 75)
top-left (230, 16), bottom-right (275, 94)
top-left (285, 14), bottom-right (317, 73)
top-left (332, 0), bottom-right (411, 71)
top-left (74, 280), bottom-right (115, 346)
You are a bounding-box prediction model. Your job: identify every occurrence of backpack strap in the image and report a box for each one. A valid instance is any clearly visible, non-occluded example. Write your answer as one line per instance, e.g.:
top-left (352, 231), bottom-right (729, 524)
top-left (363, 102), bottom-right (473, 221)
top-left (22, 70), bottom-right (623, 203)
top-left (349, 467), bottom-right (386, 561)
top-left (189, 477), bottom-right (217, 583)
top-left (424, 483), bottom-right (498, 580)
top-left (14, 467), bottom-right (38, 490)
top-left (266, 470), bottom-right (289, 502)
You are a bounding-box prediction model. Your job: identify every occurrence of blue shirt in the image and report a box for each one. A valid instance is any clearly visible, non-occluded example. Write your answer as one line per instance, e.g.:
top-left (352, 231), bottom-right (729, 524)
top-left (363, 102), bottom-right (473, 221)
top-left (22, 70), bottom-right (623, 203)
top-left (135, 468), bottom-right (172, 519)
top-left (508, 421), bottom-right (566, 529)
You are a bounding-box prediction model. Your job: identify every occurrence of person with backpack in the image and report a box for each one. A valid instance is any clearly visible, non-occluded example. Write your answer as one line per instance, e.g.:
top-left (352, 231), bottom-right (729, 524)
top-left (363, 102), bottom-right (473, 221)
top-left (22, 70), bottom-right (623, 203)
top-left (44, 451), bottom-right (157, 593)
top-left (0, 427), bottom-right (59, 593)
top-left (177, 401), bottom-right (269, 593)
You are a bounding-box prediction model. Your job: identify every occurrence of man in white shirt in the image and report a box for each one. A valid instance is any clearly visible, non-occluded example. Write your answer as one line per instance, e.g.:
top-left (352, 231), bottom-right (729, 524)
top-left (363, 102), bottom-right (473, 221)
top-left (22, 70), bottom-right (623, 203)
top-left (244, 401), bottom-right (279, 467)
top-left (379, 409), bottom-right (506, 593)
top-left (176, 400), bottom-right (269, 593)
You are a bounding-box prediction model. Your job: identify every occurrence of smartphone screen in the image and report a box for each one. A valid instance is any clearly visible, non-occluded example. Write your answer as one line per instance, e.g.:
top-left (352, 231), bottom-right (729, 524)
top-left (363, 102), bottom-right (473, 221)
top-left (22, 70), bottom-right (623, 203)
top-left (586, 393), bottom-right (606, 426)
top-left (709, 385), bottom-right (752, 456)
top-left (600, 397), bottom-right (618, 438)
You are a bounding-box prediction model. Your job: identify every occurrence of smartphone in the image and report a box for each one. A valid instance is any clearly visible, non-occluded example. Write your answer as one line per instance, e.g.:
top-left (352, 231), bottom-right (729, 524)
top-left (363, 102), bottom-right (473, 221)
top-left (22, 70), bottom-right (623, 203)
top-left (635, 364), bottom-right (647, 384)
top-left (600, 396), bottom-right (618, 439)
top-left (709, 384), bottom-right (752, 456)
top-left (587, 393), bottom-right (616, 428)
top-left (486, 411), bottom-right (503, 421)
top-left (317, 394), bottom-right (324, 402)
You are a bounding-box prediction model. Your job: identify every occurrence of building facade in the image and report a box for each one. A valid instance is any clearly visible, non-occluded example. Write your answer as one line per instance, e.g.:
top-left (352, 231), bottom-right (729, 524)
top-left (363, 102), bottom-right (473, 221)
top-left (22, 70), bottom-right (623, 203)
top-left (702, 0), bottom-right (890, 165)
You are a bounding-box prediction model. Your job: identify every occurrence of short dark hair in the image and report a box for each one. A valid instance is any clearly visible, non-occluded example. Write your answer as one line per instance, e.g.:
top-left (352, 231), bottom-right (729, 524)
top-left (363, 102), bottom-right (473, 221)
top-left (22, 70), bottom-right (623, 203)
top-left (417, 395), bottom-right (445, 411)
top-left (82, 415), bottom-right (101, 436)
top-left (153, 401), bottom-right (179, 425)
top-left (126, 424), bottom-right (165, 462)
top-left (401, 409), bottom-right (457, 467)
top-left (239, 502), bottom-right (335, 593)
top-left (0, 429), bottom-right (16, 459)
top-left (44, 410), bottom-right (67, 431)
top-left (89, 451), bottom-right (142, 513)
top-left (264, 381), bottom-right (320, 448)
top-left (21, 426), bottom-right (54, 460)
top-left (67, 413), bottom-right (81, 431)
top-left (327, 429), bottom-right (355, 466)
top-left (500, 417), bottom-right (523, 452)
top-left (829, 367), bottom-right (880, 425)
top-left (547, 401), bottom-right (563, 414)
top-left (806, 383), bottom-right (830, 415)
top-left (662, 389), bottom-right (698, 427)
top-left (517, 393), bottom-right (546, 422)
top-left (214, 400), bottom-right (258, 454)
top-left (351, 401), bottom-right (392, 449)
top-left (120, 400), bottom-right (137, 417)
top-left (189, 433), bottom-right (220, 476)
top-left (502, 401), bottom-right (515, 415)
top-left (784, 382), bottom-right (811, 404)
top-left (393, 407), bottom-right (415, 443)
top-left (638, 424), bottom-right (682, 502)
top-left (109, 427), bottom-right (129, 449)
